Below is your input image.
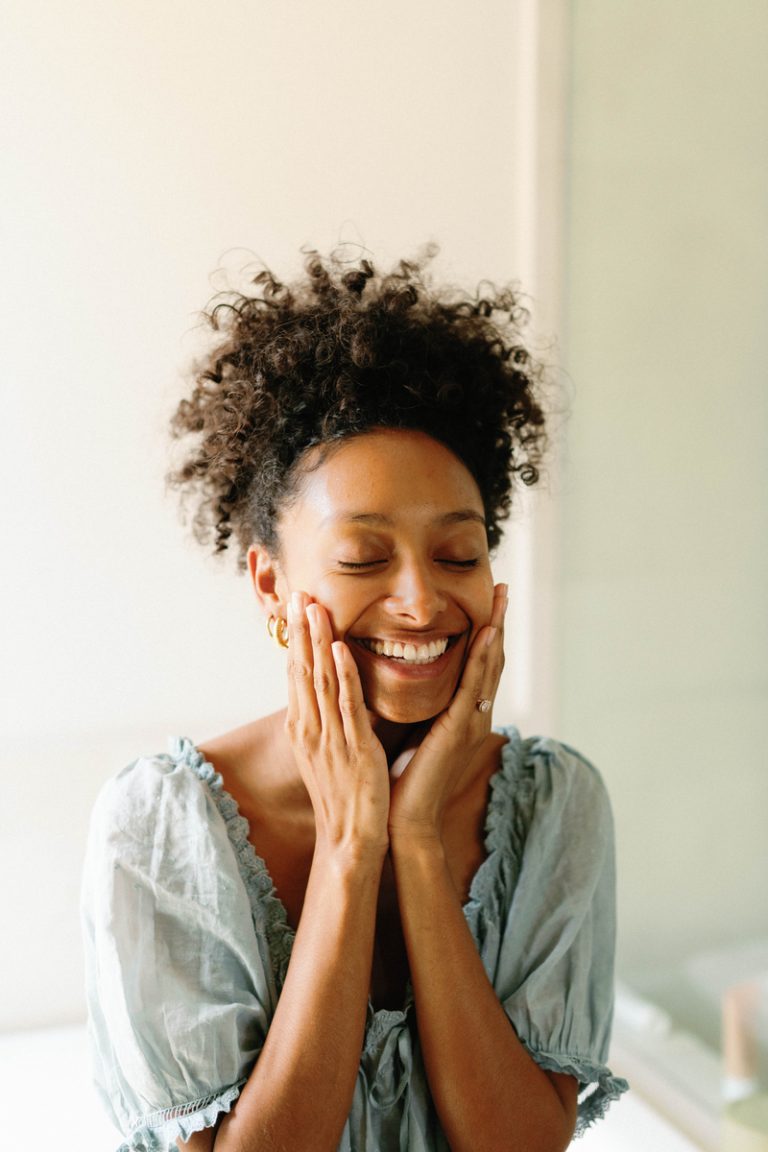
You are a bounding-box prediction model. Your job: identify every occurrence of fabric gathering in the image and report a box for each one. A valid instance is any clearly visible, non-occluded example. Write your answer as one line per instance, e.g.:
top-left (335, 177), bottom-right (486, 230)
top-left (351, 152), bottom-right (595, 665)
top-left (82, 729), bottom-right (628, 1151)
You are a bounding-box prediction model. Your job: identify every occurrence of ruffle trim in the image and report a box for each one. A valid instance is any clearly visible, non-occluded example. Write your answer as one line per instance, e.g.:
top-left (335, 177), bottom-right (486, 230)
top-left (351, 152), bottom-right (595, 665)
top-left (119, 1080), bottom-right (246, 1151)
top-left (169, 737), bottom-right (295, 985)
top-left (485, 727), bottom-right (537, 858)
top-left (525, 1047), bottom-right (630, 1137)
top-left (463, 726), bottom-right (534, 916)
top-left (468, 730), bottom-right (594, 910)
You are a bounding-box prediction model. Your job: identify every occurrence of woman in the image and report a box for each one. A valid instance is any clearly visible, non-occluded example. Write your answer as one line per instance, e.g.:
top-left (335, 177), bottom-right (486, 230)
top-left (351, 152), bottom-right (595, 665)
top-left (82, 250), bottom-right (628, 1152)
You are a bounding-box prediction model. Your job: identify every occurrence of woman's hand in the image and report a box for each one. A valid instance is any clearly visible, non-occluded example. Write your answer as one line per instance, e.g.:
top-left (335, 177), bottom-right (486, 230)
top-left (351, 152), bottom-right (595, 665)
top-left (285, 591), bottom-right (390, 858)
top-left (387, 582), bottom-right (508, 844)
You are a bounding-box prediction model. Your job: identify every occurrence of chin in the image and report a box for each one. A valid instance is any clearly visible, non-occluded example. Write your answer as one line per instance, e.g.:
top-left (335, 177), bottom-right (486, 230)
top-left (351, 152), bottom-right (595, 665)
top-left (363, 686), bottom-right (451, 726)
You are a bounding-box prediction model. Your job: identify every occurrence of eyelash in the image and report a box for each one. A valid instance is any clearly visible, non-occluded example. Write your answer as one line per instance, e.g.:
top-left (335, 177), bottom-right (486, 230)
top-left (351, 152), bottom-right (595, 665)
top-left (337, 558), bottom-right (480, 570)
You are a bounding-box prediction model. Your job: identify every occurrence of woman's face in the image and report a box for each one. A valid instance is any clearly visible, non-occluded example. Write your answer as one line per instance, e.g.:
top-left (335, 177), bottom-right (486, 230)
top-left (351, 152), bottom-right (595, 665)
top-left (255, 428), bottom-right (496, 725)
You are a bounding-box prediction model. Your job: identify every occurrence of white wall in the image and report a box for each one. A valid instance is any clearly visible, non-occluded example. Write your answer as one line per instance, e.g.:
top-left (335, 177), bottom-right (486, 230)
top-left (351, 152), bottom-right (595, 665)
top-left (560, 1), bottom-right (768, 980)
top-left (1, 0), bottom-right (565, 1030)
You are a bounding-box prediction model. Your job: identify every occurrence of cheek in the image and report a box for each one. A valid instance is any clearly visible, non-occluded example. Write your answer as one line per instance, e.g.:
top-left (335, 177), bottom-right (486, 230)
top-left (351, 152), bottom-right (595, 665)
top-left (304, 580), bottom-right (365, 641)
top-left (465, 576), bottom-right (495, 629)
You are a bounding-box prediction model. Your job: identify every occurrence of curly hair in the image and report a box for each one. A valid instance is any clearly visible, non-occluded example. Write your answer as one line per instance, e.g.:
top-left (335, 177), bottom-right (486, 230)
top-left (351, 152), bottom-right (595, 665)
top-left (168, 247), bottom-right (548, 567)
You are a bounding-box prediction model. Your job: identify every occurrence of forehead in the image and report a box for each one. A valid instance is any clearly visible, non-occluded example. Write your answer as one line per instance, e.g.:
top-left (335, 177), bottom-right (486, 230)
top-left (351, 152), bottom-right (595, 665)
top-left (291, 429), bottom-right (485, 525)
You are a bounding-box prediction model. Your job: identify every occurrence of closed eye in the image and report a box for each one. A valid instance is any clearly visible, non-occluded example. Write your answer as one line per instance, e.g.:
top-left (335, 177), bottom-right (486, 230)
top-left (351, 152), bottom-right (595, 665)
top-left (336, 557), bottom-right (480, 570)
top-left (337, 559), bottom-right (386, 569)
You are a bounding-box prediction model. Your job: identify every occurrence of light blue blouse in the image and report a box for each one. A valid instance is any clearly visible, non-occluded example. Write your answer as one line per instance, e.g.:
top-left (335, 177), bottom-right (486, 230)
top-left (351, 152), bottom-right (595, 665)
top-left (81, 727), bottom-right (628, 1151)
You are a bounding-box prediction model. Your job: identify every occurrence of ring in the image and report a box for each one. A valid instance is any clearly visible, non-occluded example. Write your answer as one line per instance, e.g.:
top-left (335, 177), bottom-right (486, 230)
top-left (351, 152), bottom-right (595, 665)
top-left (476, 698), bottom-right (492, 713)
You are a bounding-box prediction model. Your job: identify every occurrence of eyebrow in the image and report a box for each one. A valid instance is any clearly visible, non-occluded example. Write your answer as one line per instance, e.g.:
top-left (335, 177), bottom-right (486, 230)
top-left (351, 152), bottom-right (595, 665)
top-left (323, 509), bottom-right (487, 528)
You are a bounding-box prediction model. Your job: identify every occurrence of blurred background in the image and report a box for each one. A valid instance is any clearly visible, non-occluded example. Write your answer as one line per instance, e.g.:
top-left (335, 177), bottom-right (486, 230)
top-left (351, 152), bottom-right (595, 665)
top-left (1, 1), bottom-right (766, 1148)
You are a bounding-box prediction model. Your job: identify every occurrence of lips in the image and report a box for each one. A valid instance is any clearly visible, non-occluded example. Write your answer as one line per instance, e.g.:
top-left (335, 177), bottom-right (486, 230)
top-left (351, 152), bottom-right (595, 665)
top-left (357, 636), bottom-right (449, 665)
top-left (352, 631), bottom-right (468, 670)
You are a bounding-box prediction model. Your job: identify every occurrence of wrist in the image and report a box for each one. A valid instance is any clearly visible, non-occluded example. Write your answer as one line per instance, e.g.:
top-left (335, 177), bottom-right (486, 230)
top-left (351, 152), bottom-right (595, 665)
top-left (313, 836), bottom-right (389, 875)
top-left (388, 827), bottom-right (446, 862)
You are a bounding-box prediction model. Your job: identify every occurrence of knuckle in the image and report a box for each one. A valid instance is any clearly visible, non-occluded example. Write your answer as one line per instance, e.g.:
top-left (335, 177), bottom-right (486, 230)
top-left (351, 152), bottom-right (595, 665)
top-left (313, 670), bottom-right (333, 695)
top-left (284, 715), bottom-right (312, 752)
top-left (290, 614), bottom-right (308, 636)
top-left (289, 659), bottom-right (312, 684)
top-left (339, 695), bottom-right (360, 718)
top-left (298, 732), bottom-right (317, 758)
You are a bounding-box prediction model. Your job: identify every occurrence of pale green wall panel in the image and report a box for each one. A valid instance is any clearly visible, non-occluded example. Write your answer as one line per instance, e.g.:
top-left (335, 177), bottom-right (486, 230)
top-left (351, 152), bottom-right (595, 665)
top-left (561, 0), bottom-right (768, 976)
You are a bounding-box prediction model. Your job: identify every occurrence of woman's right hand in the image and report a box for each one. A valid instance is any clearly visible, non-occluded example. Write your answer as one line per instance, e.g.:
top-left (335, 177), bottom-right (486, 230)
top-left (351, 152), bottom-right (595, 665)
top-left (285, 591), bottom-right (390, 858)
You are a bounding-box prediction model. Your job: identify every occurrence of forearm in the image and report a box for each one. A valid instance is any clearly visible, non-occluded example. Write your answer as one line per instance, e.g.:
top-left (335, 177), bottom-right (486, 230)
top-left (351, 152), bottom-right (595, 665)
top-left (391, 837), bottom-right (576, 1152)
top-left (215, 844), bottom-right (384, 1152)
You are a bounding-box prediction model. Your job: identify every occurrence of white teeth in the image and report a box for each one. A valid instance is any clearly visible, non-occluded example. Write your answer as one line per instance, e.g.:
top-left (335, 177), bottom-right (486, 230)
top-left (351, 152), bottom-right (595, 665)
top-left (362, 637), bottom-right (450, 664)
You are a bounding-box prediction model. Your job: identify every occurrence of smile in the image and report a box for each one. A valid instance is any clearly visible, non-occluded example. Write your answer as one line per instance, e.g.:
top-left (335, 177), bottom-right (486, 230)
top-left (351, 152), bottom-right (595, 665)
top-left (356, 636), bottom-right (452, 665)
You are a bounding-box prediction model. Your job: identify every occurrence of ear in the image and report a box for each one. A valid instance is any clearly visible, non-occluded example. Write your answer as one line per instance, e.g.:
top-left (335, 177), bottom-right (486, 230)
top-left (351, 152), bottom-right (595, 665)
top-left (247, 545), bottom-right (289, 619)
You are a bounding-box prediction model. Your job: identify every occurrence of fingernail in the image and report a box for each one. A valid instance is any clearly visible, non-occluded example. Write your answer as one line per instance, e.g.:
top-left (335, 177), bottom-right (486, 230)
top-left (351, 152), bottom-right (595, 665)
top-left (290, 591), bottom-right (302, 618)
top-left (485, 625), bottom-right (497, 648)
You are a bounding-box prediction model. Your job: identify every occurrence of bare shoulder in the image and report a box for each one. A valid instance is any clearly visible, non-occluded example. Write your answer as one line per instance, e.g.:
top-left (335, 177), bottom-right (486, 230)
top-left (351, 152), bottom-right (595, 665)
top-left (198, 709), bottom-right (310, 831)
top-left (198, 711), bottom-right (313, 926)
top-left (198, 709), bottom-right (287, 774)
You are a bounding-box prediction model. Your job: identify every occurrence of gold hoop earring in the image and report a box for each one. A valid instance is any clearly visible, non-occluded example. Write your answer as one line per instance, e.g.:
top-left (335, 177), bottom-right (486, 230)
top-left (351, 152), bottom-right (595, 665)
top-left (267, 614), bottom-right (289, 649)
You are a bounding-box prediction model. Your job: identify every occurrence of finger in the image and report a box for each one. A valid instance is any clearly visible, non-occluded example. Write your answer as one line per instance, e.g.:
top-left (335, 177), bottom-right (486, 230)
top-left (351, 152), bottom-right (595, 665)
top-left (306, 602), bottom-right (341, 730)
top-left (286, 591), bottom-right (320, 728)
top-left (477, 584), bottom-right (508, 694)
top-left (331, 641), bottom-right (375, 748)
top-left (440, 644), bottom-right (492, 728)
top-left (469, 583), bottom-right (507, 670)
top-left (489, 582), bottom-right (508, 632)
top-left (480, 581), bottom-right (508, 676)
top-left (476, 582), bottom-right (507, 660)
top-left (452, 588), bottom-right (508, 717)
top-left (456, 646), bottom-right (495, 717)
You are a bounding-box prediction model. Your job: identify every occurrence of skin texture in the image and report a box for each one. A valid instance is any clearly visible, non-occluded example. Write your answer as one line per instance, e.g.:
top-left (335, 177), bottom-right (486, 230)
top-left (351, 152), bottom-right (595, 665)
top-left (255, 428), bottom-right (497, 729)
top-left (180, 430), bottom-right (578, 1152)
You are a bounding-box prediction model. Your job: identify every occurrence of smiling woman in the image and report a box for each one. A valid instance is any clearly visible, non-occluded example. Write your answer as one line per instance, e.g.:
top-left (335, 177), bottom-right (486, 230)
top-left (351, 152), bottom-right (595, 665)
top-left (255, 431), bottom-right (494, 726)
top-left (81, 249), bottom-right (628, 1152)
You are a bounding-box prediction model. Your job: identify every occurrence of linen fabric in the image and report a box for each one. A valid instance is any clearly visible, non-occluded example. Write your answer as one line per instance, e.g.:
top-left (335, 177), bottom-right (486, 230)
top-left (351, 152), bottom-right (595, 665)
top-left (81, 727), bottom-right (629, 1151)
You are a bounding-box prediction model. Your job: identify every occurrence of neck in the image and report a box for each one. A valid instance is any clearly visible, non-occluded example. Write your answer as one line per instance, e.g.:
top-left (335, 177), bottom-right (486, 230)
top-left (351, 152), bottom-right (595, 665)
top-left (369, 714), bottom-right (432, 766)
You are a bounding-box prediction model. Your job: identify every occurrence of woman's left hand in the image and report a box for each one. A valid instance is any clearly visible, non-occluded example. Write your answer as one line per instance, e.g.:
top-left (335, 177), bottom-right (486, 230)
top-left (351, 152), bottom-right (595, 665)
top-left (387, 582), bottom-right (508, 844)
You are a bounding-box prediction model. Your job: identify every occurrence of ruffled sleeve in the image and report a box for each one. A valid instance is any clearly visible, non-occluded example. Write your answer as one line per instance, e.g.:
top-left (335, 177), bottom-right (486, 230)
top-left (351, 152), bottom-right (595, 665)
top-left (488, 733), bottom-right (629, 1136)
top-left (81, 744), bottom-right (275, 1151)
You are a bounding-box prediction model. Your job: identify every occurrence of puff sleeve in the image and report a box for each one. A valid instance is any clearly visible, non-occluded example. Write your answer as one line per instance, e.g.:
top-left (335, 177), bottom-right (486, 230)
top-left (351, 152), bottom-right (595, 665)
top-left (81, 746), bottom-right (276, 1151)
top-left (485, 735), bottom-right (629, 1135)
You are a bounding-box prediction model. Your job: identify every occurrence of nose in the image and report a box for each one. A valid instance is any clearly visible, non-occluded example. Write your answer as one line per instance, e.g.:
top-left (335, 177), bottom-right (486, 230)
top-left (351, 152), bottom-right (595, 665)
top-left (384, 556), bottom-right (447, 624)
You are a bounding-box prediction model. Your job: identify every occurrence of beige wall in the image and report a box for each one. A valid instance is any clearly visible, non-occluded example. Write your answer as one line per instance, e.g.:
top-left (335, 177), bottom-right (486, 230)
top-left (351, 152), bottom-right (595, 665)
top-left (1, 0), bottom-right (562, 1030)
top-left (8, 0), bottom-right (762, 1038)
top-left (560, 1), bottom-right (768, 980)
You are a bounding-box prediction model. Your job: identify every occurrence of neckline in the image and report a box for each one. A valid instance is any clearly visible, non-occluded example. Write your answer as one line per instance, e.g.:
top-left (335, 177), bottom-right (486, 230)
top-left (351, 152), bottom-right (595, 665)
top-left (171, 726), bottom-right (522, 1024)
